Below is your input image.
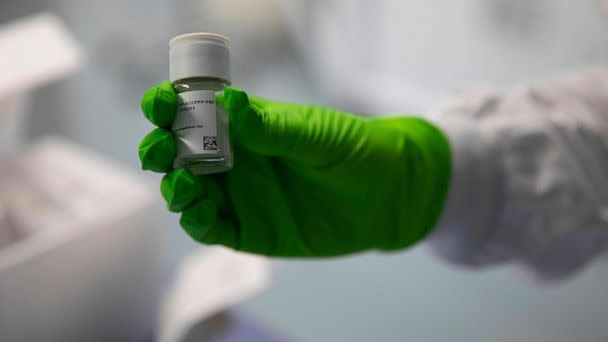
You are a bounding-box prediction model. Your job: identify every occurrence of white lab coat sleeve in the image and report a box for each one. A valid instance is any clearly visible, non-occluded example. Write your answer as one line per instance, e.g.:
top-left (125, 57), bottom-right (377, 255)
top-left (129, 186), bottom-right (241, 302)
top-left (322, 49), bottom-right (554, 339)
top-left (425, 66), bottom-right (608, 282)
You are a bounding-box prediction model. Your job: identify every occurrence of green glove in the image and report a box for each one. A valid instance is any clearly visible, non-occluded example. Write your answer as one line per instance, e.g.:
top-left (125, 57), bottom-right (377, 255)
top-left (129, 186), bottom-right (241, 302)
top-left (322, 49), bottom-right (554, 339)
top-left (139, 81), bottom-right (451, 257)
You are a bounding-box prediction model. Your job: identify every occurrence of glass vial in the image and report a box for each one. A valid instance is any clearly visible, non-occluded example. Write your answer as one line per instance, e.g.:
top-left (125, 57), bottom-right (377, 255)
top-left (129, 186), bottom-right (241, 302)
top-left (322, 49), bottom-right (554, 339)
top-left (169, 33), bottom-right (233, 175)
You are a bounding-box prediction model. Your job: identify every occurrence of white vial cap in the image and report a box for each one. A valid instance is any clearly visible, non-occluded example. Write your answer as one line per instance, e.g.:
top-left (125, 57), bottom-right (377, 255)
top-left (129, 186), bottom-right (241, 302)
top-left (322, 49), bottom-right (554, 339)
top-left (169, 32), bottom-right (231, 84)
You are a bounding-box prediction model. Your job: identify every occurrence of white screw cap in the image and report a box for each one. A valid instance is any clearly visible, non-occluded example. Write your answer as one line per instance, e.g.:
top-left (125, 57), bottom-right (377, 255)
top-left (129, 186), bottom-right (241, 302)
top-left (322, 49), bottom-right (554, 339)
top-left (169, 32), bottom-right (231, 84)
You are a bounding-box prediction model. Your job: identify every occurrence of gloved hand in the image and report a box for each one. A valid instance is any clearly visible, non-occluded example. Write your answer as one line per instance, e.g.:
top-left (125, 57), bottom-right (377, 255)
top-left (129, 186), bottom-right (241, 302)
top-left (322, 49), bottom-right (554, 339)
top-left (138, 81), bottom-right (451, 257)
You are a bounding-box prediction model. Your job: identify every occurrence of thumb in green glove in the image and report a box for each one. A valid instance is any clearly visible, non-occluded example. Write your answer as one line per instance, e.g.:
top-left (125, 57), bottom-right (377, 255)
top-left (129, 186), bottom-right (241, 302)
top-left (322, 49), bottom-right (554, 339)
top-left (138, 82), bottom-right (451, 257)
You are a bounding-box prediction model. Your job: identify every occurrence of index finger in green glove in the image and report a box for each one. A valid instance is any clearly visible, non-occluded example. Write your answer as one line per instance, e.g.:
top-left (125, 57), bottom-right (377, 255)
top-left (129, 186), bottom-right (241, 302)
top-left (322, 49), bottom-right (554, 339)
top-left (141, 80), bottom-right (177, 128)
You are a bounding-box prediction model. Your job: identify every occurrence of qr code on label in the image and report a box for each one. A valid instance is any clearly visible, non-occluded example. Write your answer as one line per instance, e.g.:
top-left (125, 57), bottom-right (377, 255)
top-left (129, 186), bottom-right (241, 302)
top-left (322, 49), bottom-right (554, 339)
top-left (203, 136), bottom-right (218, 151)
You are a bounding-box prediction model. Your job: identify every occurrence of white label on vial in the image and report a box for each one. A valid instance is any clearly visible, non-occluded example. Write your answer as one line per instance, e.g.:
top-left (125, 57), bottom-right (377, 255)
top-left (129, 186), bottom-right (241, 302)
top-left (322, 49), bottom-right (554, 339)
top-left (173, 90), bottom-right (218, 156)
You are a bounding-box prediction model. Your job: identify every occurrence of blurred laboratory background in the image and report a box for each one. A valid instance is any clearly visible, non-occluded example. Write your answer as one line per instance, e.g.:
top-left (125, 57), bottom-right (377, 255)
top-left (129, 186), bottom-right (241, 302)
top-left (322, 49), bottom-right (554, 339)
top-left (1, 0), bottom-right (608, 341)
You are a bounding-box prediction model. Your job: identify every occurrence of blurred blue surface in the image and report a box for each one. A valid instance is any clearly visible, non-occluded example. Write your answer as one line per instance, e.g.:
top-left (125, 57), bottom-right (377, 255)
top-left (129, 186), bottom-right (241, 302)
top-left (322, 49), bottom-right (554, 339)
top-left (239, 249), bottom-right (608, 342)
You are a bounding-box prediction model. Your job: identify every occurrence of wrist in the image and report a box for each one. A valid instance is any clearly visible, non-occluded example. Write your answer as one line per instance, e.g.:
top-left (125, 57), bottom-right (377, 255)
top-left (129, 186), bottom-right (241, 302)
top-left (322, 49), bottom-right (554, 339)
top-left (374, 116), bottom-right (453, 250)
